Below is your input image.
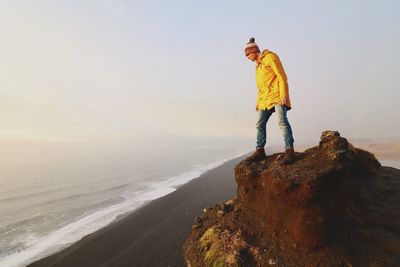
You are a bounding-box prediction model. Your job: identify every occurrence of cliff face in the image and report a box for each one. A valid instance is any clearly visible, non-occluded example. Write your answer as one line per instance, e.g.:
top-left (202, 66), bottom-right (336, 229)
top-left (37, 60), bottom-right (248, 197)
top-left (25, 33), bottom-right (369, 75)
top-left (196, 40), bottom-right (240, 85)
top-left (183, 131), bottom-right (400, 267)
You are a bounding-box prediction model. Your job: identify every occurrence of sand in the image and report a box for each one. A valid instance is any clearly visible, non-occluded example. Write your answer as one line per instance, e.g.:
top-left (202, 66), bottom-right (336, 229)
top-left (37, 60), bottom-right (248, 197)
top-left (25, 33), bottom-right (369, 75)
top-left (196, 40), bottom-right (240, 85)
top-left (28, 156), bottom-right (244, 267)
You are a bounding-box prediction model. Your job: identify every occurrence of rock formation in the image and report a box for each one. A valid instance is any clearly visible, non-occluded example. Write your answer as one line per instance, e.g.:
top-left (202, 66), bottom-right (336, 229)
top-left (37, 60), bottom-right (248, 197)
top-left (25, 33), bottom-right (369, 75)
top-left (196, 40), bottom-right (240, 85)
top-left (183, 131), bottom-right (400, 267)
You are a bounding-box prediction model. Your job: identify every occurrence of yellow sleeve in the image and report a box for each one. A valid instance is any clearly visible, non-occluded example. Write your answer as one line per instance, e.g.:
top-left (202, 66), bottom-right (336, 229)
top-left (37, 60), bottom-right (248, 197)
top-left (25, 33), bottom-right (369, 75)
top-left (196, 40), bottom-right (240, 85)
top-left (269, 53), bottom-right (289, 99)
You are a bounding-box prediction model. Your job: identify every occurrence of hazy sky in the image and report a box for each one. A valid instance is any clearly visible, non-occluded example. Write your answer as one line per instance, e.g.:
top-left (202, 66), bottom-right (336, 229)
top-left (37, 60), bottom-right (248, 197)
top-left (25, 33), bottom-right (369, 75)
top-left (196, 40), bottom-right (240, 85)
top-left (1, 0), bottom-right (399, 145)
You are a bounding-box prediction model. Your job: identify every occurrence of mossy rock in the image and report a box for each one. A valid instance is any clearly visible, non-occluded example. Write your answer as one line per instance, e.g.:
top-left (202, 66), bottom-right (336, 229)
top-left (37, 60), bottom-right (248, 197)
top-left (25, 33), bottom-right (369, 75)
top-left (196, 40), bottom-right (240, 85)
top-left (199, 227), bottom-right (227, 266)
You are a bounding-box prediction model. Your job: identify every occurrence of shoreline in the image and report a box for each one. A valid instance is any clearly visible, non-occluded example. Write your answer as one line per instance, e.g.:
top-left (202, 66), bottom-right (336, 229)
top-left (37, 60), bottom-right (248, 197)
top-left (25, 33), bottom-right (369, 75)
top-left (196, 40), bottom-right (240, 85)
top-left (27, 155), bottom-right (246, 267)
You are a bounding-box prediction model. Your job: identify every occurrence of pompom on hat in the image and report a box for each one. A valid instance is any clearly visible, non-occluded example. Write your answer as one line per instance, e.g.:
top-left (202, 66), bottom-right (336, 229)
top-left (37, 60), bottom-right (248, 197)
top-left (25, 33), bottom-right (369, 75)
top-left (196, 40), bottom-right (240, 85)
top-left (244, 37), bottom-right (260, 56)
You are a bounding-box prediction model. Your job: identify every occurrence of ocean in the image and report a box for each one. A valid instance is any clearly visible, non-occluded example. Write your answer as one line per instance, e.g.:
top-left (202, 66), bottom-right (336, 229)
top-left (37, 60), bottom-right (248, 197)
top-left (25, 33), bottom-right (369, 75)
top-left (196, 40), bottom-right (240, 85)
top-left (0, 140), bottom-right (398, 267)
top-left (380, 159), bottom-right (400, 169)
top-left (0, 139), bottom-right (252, 267)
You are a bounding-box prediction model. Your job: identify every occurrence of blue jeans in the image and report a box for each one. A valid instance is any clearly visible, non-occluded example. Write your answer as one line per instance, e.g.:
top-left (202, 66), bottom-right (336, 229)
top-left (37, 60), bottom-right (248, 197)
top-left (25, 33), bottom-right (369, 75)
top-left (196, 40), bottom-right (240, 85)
top-left (256, 104), bottom-right (294, 150)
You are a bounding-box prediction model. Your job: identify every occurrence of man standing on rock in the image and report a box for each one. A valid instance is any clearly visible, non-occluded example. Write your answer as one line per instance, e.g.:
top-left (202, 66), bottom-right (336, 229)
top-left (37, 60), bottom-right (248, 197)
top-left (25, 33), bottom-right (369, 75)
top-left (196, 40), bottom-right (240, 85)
top-left (245, 37), bottom-right (295, 164)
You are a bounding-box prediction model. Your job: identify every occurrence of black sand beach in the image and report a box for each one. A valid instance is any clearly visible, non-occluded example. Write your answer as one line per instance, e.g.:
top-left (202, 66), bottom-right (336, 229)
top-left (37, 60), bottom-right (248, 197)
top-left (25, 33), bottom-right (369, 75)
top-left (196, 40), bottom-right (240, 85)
top-left (28, 156), bottom-right (245, 267)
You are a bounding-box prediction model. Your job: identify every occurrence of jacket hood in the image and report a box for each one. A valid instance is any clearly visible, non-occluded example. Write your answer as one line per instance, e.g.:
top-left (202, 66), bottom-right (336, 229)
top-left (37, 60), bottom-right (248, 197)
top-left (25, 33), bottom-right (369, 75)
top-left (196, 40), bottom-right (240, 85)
top-left (256, 49), bottom-right (271, 67)
top-left (259, 49), bottom-right (271, 60)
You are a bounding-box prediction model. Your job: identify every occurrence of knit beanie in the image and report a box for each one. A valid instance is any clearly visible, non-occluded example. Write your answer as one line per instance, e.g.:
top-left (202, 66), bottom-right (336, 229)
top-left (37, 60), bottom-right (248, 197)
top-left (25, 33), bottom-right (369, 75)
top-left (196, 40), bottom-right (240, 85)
top-left (244, 37), bottom-right (260, 56)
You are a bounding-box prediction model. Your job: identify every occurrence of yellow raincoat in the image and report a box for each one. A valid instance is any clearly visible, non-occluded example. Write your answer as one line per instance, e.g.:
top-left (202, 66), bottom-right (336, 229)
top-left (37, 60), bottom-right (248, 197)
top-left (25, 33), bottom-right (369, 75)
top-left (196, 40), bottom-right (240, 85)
top-left (255, 49), bottom-right (291, 110)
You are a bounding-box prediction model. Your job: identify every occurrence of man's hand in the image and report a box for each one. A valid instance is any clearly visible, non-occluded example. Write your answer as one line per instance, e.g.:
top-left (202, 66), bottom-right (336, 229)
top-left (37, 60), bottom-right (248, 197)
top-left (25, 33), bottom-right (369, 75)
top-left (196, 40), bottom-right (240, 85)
top-left (256, 105), bottom-right (259, 112)
top-left (280, 97), bottom-right (288, 106)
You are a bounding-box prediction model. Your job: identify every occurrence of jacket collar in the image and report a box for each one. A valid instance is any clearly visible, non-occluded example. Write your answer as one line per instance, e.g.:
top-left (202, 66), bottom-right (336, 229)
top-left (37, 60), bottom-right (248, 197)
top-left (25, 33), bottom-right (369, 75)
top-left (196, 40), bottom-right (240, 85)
top-left (256, 49), bottom-right (271, 67)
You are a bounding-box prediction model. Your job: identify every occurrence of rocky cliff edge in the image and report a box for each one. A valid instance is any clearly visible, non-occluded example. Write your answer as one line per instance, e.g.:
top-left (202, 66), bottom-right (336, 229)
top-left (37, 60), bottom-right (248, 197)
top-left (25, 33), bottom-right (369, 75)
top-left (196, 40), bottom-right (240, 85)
top-left (183, 131), bottom-right (400, 267)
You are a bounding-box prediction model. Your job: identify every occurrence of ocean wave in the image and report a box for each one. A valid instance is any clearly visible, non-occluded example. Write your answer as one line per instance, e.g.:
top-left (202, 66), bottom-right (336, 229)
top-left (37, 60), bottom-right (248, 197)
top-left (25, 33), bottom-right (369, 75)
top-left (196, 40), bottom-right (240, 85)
top-left (1, 183), bottom-right (132, 213)
top-left (0, 188), bottom-right (66, 203)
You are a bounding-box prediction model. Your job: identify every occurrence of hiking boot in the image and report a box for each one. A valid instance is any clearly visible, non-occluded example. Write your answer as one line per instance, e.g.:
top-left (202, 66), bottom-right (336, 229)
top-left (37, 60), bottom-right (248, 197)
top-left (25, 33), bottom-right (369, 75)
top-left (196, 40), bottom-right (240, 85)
top-left (283, 148), bottom-right (295, 165)
top-left (246, 147), bottom-right (266, 161)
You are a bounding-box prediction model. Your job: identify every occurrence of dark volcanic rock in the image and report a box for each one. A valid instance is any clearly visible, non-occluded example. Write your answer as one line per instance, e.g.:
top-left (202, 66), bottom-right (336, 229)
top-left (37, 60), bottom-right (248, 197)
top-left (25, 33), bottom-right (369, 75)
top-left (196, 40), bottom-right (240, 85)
top-left (183, 131), bottom-right (400, 267)
top-left (235, 132), bottom-right (379, 249)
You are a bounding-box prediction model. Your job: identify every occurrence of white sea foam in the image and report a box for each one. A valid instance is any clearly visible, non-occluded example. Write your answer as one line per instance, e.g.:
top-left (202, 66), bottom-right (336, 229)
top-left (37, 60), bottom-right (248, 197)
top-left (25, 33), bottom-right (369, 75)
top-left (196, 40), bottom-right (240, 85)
top-left (381, 160), bottom-right (400, 169)
top-left (157, 152), bottom-right (246, 189)
top-left (0, 197), bottom-right (146, 267)
top-left (0, 152), bottom-right (247, 267)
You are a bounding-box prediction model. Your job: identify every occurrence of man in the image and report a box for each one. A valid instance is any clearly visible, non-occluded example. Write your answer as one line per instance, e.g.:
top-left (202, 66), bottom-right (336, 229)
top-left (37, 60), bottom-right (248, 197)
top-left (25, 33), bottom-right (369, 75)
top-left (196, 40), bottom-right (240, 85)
top-left (245, 37), bottom-right (295, 164)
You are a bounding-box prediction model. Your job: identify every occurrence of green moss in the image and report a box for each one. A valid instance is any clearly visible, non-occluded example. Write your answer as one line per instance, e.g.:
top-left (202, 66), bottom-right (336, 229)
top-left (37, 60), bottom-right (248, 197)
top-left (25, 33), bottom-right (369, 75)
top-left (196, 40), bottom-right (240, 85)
top-left (200, 227), bottom-right (221, 249)
top-left (199, 227), bottom-right (227, 266)
top-left (212, 257), bottom-right (226, 267)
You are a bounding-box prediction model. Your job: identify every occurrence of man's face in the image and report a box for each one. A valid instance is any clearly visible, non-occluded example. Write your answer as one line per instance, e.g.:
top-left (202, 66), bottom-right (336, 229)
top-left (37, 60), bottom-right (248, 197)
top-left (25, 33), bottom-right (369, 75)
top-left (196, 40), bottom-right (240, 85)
top-left (247, 53), bottom-right (258, 62)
